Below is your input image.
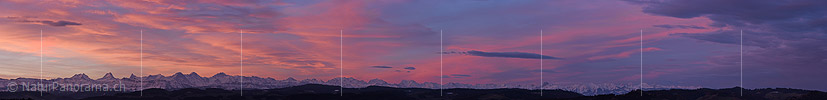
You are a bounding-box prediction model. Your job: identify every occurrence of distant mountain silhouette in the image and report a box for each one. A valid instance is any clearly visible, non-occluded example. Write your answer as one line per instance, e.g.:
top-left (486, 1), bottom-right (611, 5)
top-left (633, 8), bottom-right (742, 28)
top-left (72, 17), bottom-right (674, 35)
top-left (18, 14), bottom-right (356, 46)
top-left (0, 72), bottom-right (701, 96)
top-left (80, 84), bottom-right (584, 100)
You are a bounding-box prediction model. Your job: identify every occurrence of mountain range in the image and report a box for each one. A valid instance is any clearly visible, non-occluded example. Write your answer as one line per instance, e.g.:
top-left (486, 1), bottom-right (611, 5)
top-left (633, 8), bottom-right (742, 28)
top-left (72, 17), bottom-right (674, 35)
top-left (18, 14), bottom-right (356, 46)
top-left (0, 72), bottom-right (700, 95)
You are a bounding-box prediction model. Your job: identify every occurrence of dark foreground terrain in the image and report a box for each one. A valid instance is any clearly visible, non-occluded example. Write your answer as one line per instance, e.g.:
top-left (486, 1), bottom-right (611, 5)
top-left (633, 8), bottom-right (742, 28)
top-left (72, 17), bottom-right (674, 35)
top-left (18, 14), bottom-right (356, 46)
top-left (2, 84), bottom-right (825, 100)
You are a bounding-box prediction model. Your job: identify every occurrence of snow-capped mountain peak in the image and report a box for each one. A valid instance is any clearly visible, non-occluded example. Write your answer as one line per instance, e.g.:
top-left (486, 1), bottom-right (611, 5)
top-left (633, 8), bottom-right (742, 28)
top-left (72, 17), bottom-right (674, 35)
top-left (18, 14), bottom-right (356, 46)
top-left (97, 72), bottom-right (117, 80)
top-left (212, 72), bottom-right (229, 78)
top-left (70, 73), bottom-right (91, 80)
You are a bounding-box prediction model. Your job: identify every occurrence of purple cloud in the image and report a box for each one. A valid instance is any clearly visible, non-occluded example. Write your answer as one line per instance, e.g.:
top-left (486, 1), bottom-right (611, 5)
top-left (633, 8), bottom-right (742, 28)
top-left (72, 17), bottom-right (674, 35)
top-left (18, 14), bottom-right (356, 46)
top-left (403, 67), bottom-right (415, 70)
top-left (629, 0), bottom-right (827, 89)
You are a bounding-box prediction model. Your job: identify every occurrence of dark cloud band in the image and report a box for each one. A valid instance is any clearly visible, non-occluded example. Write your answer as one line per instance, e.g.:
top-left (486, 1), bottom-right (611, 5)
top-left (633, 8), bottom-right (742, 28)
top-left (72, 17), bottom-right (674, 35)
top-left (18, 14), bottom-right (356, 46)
top-left (12, 19), bottom-right (82, 27)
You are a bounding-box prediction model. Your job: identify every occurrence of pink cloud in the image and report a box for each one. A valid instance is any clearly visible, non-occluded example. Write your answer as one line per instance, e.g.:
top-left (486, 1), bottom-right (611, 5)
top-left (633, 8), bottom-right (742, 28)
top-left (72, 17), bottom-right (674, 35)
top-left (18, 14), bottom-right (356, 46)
top-left (0, 0), bottom-right (727, 86)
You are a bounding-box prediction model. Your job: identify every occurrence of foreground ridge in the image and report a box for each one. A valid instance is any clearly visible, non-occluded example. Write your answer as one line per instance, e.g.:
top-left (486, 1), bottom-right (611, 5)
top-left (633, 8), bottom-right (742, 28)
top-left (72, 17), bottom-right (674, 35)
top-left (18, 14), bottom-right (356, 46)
top-left (2, 84), bottom-right (825, 100)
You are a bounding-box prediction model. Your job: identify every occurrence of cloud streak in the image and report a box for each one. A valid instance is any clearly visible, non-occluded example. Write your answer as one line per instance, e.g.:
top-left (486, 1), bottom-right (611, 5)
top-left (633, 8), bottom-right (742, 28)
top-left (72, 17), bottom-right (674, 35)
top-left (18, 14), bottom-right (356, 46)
top-left (38, 20), bottom-right (81, 26)
top-left (653, 24), bottom-right (705, 29)
top-left (4, 17), bottom-right (82, 27)
top-left (444, 50), bottom-right (561, 60)
top-left (371, 66), bottom-right (393, 68)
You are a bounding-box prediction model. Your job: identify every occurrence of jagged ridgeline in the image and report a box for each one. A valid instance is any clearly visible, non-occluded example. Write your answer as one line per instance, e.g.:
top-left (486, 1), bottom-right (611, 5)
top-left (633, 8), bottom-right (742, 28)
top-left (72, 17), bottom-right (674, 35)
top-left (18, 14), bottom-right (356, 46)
top-left (0, 72), bottom-right (699, 96)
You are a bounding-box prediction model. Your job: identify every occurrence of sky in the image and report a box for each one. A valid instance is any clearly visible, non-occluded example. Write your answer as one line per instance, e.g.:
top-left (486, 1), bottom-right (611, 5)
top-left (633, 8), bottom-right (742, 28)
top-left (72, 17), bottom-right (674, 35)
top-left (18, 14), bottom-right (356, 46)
top-left (1, 0), bottom-right (825, 91)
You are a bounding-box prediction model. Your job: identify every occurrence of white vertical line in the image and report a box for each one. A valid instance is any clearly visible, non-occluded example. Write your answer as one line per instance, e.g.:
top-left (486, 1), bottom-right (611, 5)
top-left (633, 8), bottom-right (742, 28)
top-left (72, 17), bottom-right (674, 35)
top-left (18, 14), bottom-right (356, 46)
top-left (540, 29), bottom-right (543, 96)
top-left (440, 29), bottom-right (443, 96)
top-left (340, 30), bottom-right (344, 96)
top-left (119, 79), bottom-right (123, 92)
top-left (240, 29), bottom-right (243, 96)
top-left (640, 29), bottom-right (643, 96)
top-left (40, 29), bottom-right (43, 96)
top-left (740, 30), bottom-right (743, 96)
top-left (140, 30), bottom-right (143, 96)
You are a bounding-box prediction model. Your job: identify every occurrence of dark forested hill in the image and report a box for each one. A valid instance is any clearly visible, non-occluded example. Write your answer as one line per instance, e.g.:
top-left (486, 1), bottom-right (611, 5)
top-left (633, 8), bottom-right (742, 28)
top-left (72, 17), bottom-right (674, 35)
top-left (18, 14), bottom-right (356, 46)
top-left (2, 84), bottom-right (825, 100)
